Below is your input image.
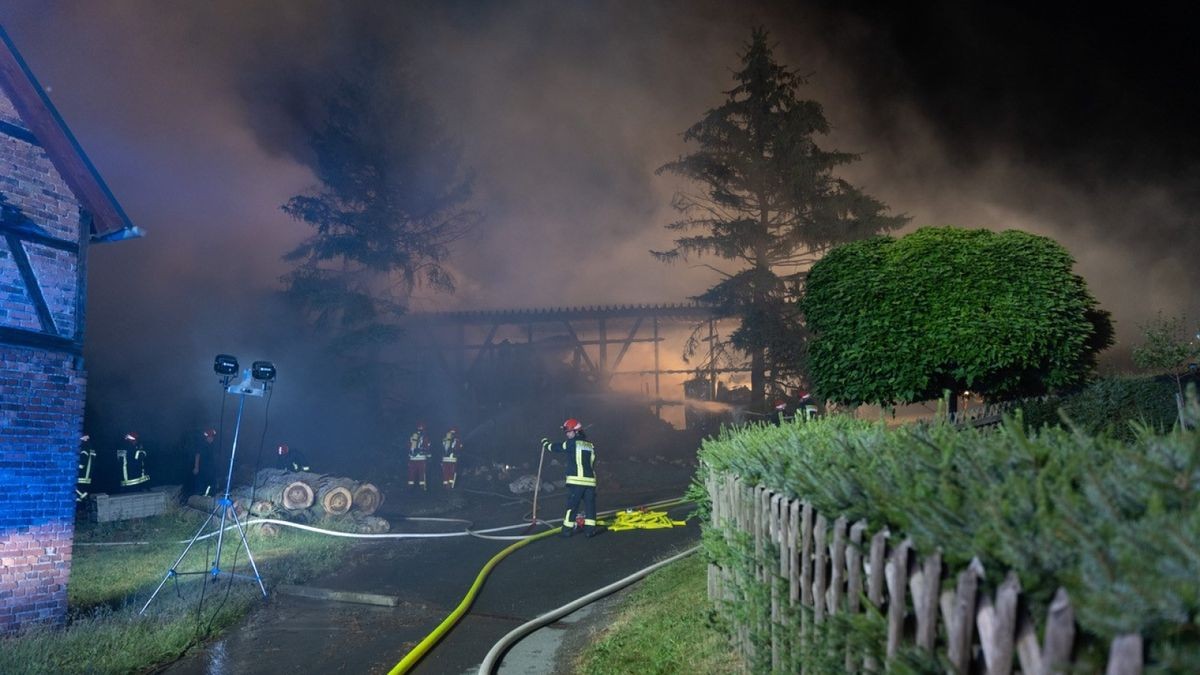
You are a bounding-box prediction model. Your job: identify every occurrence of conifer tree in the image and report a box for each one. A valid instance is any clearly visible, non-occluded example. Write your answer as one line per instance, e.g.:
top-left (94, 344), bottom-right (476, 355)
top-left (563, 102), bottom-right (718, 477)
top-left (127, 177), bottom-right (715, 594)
top-left (656, 28), bottom-right (906, 408)
top-left (282, 67), bottom-right (480, 393)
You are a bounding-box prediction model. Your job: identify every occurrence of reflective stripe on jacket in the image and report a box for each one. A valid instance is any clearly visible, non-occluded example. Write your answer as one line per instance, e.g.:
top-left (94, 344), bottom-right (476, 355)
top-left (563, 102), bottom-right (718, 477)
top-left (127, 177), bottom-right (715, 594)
top-left (547, 438), bottom-right (596, 487)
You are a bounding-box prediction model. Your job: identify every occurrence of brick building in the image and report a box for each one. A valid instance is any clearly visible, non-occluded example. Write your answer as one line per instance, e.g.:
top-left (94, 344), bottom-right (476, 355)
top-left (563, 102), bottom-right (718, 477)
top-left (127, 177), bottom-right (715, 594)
top-left (0, 27), bottom-right (139, 636)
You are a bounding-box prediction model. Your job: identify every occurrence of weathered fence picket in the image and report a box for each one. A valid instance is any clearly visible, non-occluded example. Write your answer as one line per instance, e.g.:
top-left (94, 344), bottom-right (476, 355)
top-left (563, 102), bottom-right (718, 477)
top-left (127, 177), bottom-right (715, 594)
top-left (829, 516), bottom-right (847, 616)
top-left (978, 571), bottom-right (1020, 674)
top-left (913, 551), bottom-right (942, 651)
top-left (813, 513), bottom-right (828, 626)
top-left (702, 467), bottom-right (1147, 674)
top-left (945, 558), bottom-right (983, 672)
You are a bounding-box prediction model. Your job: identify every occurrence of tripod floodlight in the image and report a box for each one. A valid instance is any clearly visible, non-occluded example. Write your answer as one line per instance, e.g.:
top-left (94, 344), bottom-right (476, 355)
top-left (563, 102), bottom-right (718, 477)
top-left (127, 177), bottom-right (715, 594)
top-left (214, 354), bottom-right (239, 376)
top-left (251, 361), bottom-right (276, 382)
top-left (140, 355), bottom-right (272, 615)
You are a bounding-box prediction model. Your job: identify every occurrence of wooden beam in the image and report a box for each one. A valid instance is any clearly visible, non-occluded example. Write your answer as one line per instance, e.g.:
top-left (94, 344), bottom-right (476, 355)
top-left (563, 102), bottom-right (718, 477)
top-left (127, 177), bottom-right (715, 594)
top-left (4, 234), bottom-right (58, 336)
top-left (0, 28), bottom-right (136, 237)
top-left (0, 326), bottom-right (79, 354)
top-left (605, 316), bottom-right (643, 386)
top-left (560, 320), bottom-right (597, 377)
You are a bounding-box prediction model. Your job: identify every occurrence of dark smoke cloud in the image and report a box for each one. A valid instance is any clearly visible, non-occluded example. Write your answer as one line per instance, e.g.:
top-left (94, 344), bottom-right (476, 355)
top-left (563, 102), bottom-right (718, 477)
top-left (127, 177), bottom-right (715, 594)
top-left (0, 1), bottom-right (1197, 454)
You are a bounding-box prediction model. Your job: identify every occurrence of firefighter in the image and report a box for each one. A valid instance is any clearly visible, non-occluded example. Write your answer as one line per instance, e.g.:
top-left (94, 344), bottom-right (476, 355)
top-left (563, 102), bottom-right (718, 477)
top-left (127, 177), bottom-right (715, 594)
top-left (441, 427), bottom-right (461, 488)
top-left (541, 418), bottom-right (598, 538)
top-left (190, 427), bottom-right (218, 497)
top-left (773, 399), bottom-right (790, 425)
top-left (798, 391), bottom-right (819, 420)
top-left (408, 422), bottom-right (431, 490)
top-left (76, 433), bottom-right (96, 501)
top-left (276, 442), bottom-right (310, 472)
top-left (117, 431), bottom-right (149, 488)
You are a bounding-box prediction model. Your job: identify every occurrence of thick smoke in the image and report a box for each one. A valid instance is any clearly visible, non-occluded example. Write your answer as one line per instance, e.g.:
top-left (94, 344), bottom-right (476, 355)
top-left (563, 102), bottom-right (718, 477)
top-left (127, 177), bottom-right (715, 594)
top-left (0, 1), bottom-right (1196, 462)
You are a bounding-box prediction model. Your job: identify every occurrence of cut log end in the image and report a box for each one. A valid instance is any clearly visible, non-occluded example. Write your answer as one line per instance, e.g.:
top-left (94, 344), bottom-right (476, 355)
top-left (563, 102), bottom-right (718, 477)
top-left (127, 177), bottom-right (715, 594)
top-left (352, 483), bottom-right (383, 515)
top-left (322, 486), bottom-right (353, 515)
top-left (282, 481), bottom-right (315, 510)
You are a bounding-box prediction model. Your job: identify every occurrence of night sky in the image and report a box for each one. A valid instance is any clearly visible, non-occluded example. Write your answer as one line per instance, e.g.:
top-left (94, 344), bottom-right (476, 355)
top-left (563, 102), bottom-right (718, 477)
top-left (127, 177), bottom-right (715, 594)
top-left (1, 2), bottom-right (1197, 444)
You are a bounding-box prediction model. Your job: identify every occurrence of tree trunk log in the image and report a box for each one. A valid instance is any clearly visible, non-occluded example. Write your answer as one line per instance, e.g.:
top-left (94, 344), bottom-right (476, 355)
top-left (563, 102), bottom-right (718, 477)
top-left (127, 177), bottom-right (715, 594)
top-left (254, 469), bottom-right (316, 510)
top-left (186, 494), bottom-right (248, 520)
top-left (316, 476), bottom-right (355, 516)
top-left (352, 482), bottom-right (383, 515)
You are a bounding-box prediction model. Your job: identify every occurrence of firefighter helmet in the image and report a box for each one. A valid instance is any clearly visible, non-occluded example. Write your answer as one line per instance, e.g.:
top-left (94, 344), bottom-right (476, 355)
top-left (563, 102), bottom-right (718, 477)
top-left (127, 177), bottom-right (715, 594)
top-left (562, 418), bottom-right (583, 432)
top-left (774, 399), bottom-right (787, 410)
top-left (448, 427), bottom-right (458, 436)
top-left (80, 434), bottom-right (90, 443)
top-left (416, 422), bottom-right (426, 431)
top-left (203, 428), bottom-right (217, 442)
top-left (277, 443), bottom-right (289, 456)
top-left (123, 432), bottom-right (139, 443)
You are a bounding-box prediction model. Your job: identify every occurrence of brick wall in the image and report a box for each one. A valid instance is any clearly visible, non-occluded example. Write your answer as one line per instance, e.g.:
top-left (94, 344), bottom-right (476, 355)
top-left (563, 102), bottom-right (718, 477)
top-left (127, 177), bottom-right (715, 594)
top-left (0, 81), bottom-right (87, 635)
top-left (0, 348), bottom-right (84, 635)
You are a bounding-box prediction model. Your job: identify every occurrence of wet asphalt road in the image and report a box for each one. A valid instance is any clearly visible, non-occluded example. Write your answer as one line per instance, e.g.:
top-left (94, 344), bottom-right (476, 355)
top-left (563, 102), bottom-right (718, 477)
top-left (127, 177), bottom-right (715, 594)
top-left (160, 483), bottom-right (700, 675)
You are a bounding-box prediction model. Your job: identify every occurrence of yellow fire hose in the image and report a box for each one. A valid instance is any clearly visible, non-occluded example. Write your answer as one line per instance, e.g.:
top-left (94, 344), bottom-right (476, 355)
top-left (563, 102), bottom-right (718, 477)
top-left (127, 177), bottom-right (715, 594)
top-left (388, 497), bottom-right (692, 674)
top-left (602, 508), bottom-right (688, 531)
top-left (388, 526), bottom-right (561, 674)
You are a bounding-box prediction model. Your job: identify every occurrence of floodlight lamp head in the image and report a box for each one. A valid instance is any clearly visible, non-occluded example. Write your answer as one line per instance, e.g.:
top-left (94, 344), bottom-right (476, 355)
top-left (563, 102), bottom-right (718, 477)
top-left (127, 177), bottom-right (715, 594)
top-left (214, 354), bottom-right (239, 377)
top-left (251, 361), bottom-right (276, 382)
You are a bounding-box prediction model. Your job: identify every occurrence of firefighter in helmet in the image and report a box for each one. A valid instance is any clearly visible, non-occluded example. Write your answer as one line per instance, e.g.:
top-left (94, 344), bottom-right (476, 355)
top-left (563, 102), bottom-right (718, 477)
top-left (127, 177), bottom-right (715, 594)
top-left (773, 399), bottom-right (790, 425)
top-left (191, 427), bottom-right (218, 497)
top-left (118, 431), bottom-right (149, 488)
top-left (76, 433), bottom-right (96, 501)
top-left (408, 422), bottom-right (431, 490)
top-left (276, 442), bottom-right (310, 472)
top-left (798, 391), bottom-right (819, 420)
top-left (441, 427), bottom-right (462, 488)
top-left (541, 418), bottom-right (598, 538)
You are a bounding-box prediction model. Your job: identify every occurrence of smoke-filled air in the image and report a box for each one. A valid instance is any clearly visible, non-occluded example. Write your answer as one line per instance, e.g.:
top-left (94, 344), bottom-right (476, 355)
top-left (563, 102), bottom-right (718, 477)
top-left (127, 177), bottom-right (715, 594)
top-left (2, 1), bottom-right (1197, 476)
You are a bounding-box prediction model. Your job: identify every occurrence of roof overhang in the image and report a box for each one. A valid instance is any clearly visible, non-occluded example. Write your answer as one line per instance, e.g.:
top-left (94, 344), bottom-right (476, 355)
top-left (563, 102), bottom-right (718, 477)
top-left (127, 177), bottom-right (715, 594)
top-left (0, 25), bottom-right (141, 243)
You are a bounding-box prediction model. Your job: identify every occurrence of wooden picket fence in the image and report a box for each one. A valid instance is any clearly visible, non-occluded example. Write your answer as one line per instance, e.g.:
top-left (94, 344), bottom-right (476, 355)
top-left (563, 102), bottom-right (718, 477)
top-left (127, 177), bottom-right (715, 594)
top-left (705, 471), bottom-right (1145, 674)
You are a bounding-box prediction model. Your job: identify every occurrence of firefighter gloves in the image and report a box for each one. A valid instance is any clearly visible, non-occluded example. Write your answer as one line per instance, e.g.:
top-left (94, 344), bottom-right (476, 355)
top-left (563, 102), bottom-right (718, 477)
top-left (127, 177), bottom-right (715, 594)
top-left (540, 438), bottom-right (551, 451)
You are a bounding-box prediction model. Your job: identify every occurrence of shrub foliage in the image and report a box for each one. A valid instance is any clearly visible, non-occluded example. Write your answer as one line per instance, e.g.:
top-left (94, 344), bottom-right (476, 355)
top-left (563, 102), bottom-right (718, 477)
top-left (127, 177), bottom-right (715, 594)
top-left (696, 410), bottom-right (1200, 672)
top-left (802, 227), bottom-right (1113, 406)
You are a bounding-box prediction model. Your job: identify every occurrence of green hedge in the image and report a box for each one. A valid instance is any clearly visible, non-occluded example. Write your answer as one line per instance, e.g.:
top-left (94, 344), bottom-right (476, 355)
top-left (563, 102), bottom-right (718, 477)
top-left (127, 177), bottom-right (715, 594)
top-left (696, 410), bottom-right (1200, 672)
top-left (1016, 375), bottom-right (1180, 441)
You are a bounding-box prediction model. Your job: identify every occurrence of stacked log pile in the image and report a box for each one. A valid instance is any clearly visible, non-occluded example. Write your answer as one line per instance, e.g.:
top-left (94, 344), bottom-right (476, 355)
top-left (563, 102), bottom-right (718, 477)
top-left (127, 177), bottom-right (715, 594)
top-left (187, 470), bottom-right (388, 534)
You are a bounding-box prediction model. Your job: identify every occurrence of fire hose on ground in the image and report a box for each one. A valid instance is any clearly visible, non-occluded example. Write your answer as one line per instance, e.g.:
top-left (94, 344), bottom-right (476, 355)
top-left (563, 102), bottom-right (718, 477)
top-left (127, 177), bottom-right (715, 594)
top-left (476, 543), bottom-right (700, 674)
top-left (76, 495), bottom-right (691, 547)
top-left (388, 498), bottom-right (694, 675)
top-left (77, 496), bottom-right (695, 675)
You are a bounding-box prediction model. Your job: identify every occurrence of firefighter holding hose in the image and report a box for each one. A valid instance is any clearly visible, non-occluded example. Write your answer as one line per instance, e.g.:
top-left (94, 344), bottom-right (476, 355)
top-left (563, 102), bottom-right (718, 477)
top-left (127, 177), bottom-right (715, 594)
top-left (541, 418), bottom-right (598, 538)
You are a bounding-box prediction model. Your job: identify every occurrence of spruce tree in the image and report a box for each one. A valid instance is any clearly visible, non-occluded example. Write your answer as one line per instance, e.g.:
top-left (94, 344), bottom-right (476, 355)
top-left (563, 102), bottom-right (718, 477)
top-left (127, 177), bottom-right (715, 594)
top-left (282, 68), bottom-right (480, 398)
top-left (656, 28), bottom-right (906, 409)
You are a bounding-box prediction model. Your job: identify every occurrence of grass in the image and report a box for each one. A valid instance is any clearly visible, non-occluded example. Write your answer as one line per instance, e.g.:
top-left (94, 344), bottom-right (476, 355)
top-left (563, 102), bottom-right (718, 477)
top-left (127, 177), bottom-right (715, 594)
top-left (0, 503), bottom-right (351, 674)
top-left (573, 553), bottom-right (744, 675)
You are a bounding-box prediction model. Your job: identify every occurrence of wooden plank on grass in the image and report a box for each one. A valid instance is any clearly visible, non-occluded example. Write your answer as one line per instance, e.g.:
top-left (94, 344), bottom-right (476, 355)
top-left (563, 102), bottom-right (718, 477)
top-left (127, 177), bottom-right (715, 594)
top-left (277, 584), bottom-right (399, 607)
